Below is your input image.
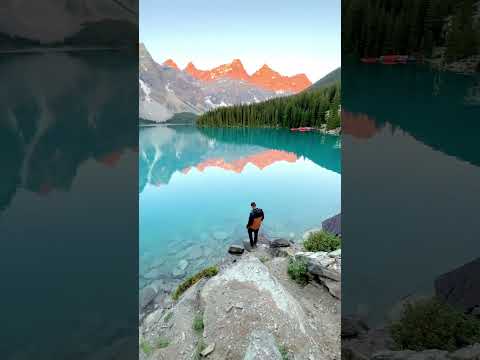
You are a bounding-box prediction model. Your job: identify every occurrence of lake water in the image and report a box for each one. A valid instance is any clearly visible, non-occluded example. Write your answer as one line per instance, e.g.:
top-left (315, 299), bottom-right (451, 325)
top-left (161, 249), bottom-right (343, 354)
top-left (0, 52), bottom-right (138, 359)
top-left (139, 126), bottom-right (341, 289)
top-left (342, 63), bottom-right (480, 325)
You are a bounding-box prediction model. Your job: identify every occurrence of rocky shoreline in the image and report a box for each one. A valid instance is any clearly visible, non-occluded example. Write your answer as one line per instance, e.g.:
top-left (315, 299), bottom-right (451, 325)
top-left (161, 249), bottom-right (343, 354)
top-left (139, 228), bottom-right (341, 360)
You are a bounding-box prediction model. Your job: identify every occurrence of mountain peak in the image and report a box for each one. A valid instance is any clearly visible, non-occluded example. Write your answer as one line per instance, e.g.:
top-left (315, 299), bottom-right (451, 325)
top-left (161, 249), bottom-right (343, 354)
top-left (186, 61), bottom-right (196, 69)
top-left (163, 59), bottom-right (179, 70)
top-left (251, 64), bottom-right (311, 93)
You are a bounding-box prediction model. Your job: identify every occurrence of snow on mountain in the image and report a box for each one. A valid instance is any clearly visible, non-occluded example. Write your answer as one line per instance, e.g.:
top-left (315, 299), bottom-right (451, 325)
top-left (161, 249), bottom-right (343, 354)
top-left (139, 44), bottom-right (295, 122)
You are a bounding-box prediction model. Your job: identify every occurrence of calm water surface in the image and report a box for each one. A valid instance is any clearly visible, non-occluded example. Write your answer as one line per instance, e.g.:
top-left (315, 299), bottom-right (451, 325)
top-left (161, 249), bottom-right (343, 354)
top-left (139, 126), bottom-right (341, 288)
top-left (342, 63), bottom-right (480, 325)
top-left (0, 52), bottom-right (138, 359)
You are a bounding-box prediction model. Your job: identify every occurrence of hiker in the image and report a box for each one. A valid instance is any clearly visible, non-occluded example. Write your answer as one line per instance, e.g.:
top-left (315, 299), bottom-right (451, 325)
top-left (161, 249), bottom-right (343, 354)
top-left (246, 202), bottom-right (264, 247)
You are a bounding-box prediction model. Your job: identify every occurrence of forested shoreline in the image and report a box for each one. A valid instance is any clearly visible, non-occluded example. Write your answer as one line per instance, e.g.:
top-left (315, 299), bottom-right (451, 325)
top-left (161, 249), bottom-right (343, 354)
top-left (342, 0), bottom-right (480, 61)
top-left (197, 82), bottom-right (341, 129)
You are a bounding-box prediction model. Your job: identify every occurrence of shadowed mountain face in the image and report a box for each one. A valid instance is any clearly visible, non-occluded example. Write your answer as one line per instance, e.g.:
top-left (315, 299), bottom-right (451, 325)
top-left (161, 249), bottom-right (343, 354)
top-left (342, 62), bottom-right (480, 325)
top-left (139, 126), bottom-right (341, 192)
top-left (0, 0), bottom-right (137, 46)
top-left (311, 67), bottom-right (341, 90)
top-left (0, 51), bottom-right (138, 359)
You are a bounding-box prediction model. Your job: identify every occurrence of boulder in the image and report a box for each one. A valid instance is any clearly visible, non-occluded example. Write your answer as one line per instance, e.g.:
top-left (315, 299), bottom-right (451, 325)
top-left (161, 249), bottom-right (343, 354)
top-left (329, 249), bottom-right (341, 258)
top-left (200, 257), bottom-right (324, 359)
top-left (201, 343), bottom-right (215, 357)
top-left (244, 330), bottom-right (282, 360)
top-left (341, 316), bottom-right (369, 338)
top-left (228, 245), bottom-right (244, 255)
top-left (435, 257), bottom-right (480, 314)
top-left (371, 350), bottom-right (446, 360)
top-left (140, 286), bottom-right (157, 310)
top-left (269, 238), bottom-right (291, 248)
top-left (450, 344), bottom-right (480, 360)
top-left (178, 259), bottom-right (189, 271)
top-left (295, 252), bottom-right (340, 281)
top-left (342, 327), bottom-right (395, 360)
top-left (322, 278), bottom-right (341, 299)
top-left (172, 267), bottom-right (186, 278)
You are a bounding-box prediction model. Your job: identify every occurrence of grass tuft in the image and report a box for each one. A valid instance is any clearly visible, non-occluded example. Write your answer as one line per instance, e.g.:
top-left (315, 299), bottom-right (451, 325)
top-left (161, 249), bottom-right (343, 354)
top-left (172, 266), bottom-right (219, 301)
top-left (163, 311), bottom-right (173, 323)
top-left (287, 258), bottom-right (309, 285)
top-left (140, 340), bottom-right (153, 355)
top-left (192, 313), bottom-right (204, 332)
top-left (278, 344), bottom-right (290, 360)
top-left (156, 337), bottom-right (170, 349)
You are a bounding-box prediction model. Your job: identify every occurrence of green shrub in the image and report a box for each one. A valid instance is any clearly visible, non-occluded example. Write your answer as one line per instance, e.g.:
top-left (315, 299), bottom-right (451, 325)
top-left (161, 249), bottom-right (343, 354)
top-left (259, 256), bottom-right (269, 263)
top-left (278, 344), bottom-right (290, 360)
top-left (192, 313), bottom-right (204, 332)
top-left (156, 337), bottom-right (170, 349)
top-left (172, 266), bottom-right (219, 300)
top-left (303, 230), bottom-right (340, 252)
top-left (140, 340), bottom-right (153, 355)
top-left (390, 297), bottom-right (480, 351)
top-left (287, 258), bottom-right (309, 285)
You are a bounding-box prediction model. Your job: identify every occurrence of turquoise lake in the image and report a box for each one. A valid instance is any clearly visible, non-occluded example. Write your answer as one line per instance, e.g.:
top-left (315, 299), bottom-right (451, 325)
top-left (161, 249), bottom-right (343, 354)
top-left (139, 126), bottom-right (341, 288)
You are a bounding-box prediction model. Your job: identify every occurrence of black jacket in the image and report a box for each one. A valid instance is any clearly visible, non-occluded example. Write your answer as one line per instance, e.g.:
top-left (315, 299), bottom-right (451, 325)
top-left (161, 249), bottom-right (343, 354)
top-left (247, 208), bottom-right (265, 227)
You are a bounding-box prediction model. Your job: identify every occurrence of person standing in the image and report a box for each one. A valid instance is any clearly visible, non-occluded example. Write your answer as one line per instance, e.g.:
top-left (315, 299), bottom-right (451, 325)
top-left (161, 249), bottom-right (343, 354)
top-left (246, 202), bottom-right (264, 247)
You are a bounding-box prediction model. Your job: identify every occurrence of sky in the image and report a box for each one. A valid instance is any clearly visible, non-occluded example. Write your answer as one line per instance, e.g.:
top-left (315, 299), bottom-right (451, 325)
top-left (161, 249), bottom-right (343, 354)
top-left (140, 0), bottom-right (340, 83)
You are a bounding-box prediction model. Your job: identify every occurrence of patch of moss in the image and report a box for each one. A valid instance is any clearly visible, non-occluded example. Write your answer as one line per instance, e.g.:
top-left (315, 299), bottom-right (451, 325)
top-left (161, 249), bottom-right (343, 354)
top-left (172, 265), bottom-right (219, 301)
top-left (156, 337), bottom-right (170, 349)
top-left (163, 311), bottom-right (173, 323)
top-left (303, 230), bottom-right (340, 252)
top-left (287, 258), bottom-right (309, 285)
top-left (259, 256), bottom-right (270, 263)
top-left (192, 313), bottom-right (204, 332)
top-left (140, 340), bottom-right (153, 355)
top-left (390, 297), bottom-right (480, 351)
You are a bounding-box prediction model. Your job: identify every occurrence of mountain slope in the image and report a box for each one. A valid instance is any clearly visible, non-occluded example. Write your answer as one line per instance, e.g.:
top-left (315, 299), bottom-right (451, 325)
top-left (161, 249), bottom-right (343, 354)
top-left (139, 43), bottom-right (207, 122)
top-left (139, 44), bottom-right (282, 122)
top-left (310, 67), bottom-right (341, 90)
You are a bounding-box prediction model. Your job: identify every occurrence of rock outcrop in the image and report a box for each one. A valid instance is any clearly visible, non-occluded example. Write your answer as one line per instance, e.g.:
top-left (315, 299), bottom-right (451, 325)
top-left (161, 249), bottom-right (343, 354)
top-left (140, 250), bottom-right (340, 360)
top-left (295, 250), bottom-right (342, 299)
top-left (244, 330), bottom-right (282, 360)
top-left (435, 257), bottom-right (480, 314)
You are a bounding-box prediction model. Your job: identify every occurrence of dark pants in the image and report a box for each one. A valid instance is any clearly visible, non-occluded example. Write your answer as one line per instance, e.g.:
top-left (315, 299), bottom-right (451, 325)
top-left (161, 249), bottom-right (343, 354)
top-left (248, 228), bottom-right (259, 246)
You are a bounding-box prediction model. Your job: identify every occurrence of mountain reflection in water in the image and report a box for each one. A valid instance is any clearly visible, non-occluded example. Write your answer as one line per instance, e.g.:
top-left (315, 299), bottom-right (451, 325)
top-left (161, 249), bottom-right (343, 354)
top-left (139, 125), bottom-right (341, 299)
top-left (343, 63), bottom-right (480, 325)
top-left (0, 51), bottom-right (138, 359)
